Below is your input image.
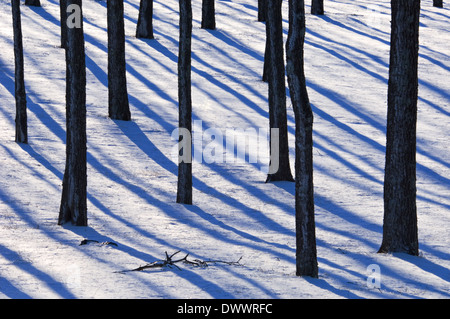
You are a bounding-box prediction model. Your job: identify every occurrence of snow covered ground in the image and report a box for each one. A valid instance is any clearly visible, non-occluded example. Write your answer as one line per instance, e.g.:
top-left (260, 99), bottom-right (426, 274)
top-left (0, 0), bottom-right (448, 299)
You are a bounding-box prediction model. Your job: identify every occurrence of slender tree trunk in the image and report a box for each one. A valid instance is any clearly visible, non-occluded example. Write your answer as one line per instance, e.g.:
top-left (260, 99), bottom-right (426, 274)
top-left (261, 0), bottom-right (269, 82)
top-left (433, 0), bottom-right (443, 7)
top-left (265, 0), bottom-right (294, 182)
top-left (25, 0), bottom-right (40, 6)
top-left (201, 0), bottom-right (216, 30)
top-left (59, 0), bottom-right (87, 226)
top-left (286, 0), bottom-right (318, 278)
top-left (258, 0), bottom-right (267, 22)
top-left (136, 0), bottom-right (154, 39)
top-left (177, 0), bottom-right (193, 205)
top-left (12, 0), bottom-right (28, 144)
top-left (311, 0), bottom-right (324, 15)
top-left (108, 0), bottom-right (131, 121)
top-left (379, 0), bottom-right (420, 256)
top-left (262, 34), bottom-right (269, 82)
top-left (60, 0), bottom-right (68, 49)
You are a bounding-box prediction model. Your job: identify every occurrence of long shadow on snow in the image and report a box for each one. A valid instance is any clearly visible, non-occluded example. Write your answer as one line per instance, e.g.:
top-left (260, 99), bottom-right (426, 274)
top-left (0, 59), bottom-right (66, 144)
top-left (37, 0), bottom-right (442, 260)
top-left (273, 184), bottom-right (449, 298)
top-left (113, 120), bottom-right (295, 245)
top-left (309, 14), bottom-right (450, 118)
top-left (7, 0), bottom-right (449, 297)
top-left (0, 243), bottom-right (76, 298)
top-left (17, 2), bottom-right (299, 275)
top-left (0, 185), bottom-right (78, 298)
top-left (6, 140), bottom-right (236, 297)
top-left (1, 143), bottom-right (179, 296)
top-left (85, 141), bottom-right (289, 297)
top-left (133, 34), bottom-right (269, 129)
top-left (304, 18), bottom-right (450, 206)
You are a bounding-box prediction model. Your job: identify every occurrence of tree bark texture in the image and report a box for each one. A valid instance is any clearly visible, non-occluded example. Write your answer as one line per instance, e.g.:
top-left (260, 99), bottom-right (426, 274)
top-left (177, 0), bottom-right (193, 205)
top-left (60, 0), bottom-right (68, 49)
top-left (311, 0), bottom-right (324, 15)
top-left (201, 0), bottom-right (216, 30)
top-left (286, 0), bottom-right (318, 278)
top-left (59, 0), bottom-right (87, 226)
top-left (136, 0), bottom-right (154, 39)
top-left (108, 0), bottom-right (131, 121)
top-left (379, 0), bottom-right (420, 256)
top-left (12, 0), bottom-right (28, 144)
top-left (265, 0), bottom-right (294, 182)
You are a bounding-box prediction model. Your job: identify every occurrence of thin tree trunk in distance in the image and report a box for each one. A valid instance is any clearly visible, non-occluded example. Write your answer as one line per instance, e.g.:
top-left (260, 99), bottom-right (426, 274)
top-left (108, 0), bottom-right (131, 121)
top-left (262, 34), bottom-right (269, 82)
top-left (379, 0), bottom-right (420, 256)
top-left (60, 0), bottom-right (68, 49)
top-left (59, 0), bottom-right (87, 226)
top-left (311, 0), bottom-right (324, 15)
top-left (25, 0), bottom-right (41, 6)
top-left (177, 0), bottom-right (193, 205)
top-left (266, 0), bottom-right (294, 182)
top-left (136, 0), bottom-right (154, 39)
top-left (12, 0), bottom-right (28, 144)
top-left (261, 0), bottom-right (269, 82)
top-left (286, 0), bottom-right (318, 278)
top-left (433, 0), bottom-right (443, 7)
top-left (201, 0), bottom-right (216, 30)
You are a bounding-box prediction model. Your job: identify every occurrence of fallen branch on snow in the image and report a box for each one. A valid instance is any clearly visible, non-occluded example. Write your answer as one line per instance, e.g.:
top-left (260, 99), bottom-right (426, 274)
top-left (115, 251), bottom-right (243, 273)
top-left (79, 239), bottom-right (118, 247)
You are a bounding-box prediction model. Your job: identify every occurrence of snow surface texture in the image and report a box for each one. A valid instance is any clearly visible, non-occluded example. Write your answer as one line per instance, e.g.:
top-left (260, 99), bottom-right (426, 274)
top-left (0, 0), bottom-right (449, 299)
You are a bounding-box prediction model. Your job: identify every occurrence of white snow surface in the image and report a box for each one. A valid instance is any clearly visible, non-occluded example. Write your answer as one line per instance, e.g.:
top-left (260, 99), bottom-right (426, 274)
top-left (0, 0), bottom-right (449, 299)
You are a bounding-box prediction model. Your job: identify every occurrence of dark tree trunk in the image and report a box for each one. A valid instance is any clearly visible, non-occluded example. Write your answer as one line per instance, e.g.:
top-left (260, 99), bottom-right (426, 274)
top-left (108, 0), bottom-right (131, 121)
top-left (201, 0), bottom-right (215, 30)
top-left (12, 0), bottom-right (28, 144)
top-left (136, 0), bottom-right (154, 39)
top-left (379, 0), bottom-right (420, 256)
top-left (177, 0), bottom-right (193, 205)
top-left (433, 0), bottom-right (443, 7)
top-left (262, 34), bottom-right (269, 82)
top-left (286, 0), bottom-right (318, 278)
top-left (311, 0), bottom-right (324, 15)
top-left (25, 0), bottom-right (40, 6)
top-left (60, 0), bottom-right (68, 49)
top-left (258, 0), bottom-right (267, 22)
top-left (59, 0), bottom-right (87, 226)
top-left (265, 0), bottom-right (294, 182)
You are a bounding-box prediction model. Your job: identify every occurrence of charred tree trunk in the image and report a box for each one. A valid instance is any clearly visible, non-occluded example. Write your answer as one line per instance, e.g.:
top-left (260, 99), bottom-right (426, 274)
top-left (177, 0), bottom-right (193, 205)
top-left (379, 0), bottom-right (420, 256)
top-left (258, 0), bottom-right (267, 22)
top-left (12, 0), bottom-right (28, 144)
top-left (108, 0), bottom-right (131, 121)
top-left (201, 0), bottom-right (216, 30)
top-left (136, 0), bottom-right (154, 39)
top-left (59, 0), bottom-right (87, 226)
top-left (433, 0), bottom-right (443, 7)
top-left (286, 0), bottom-right (318, 278)
top-left (60, 0), bottom-right (68, 49)
top-left (265, 0), bottom-right (294, 182)
top-left (25, 0), bottom-right (40, 6)
top-left (311, 0), bottom-right (324, 15)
